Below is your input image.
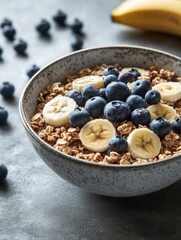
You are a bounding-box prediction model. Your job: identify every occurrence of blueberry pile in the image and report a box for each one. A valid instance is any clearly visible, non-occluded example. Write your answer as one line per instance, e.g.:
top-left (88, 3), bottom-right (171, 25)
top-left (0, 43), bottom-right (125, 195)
top-left (0, 18), bottom-right (28, 55)
top-left (0, 11), bottom-right (86, 183)
top-left (0, 17), bottom-right (41, 78)
top-left (67, 67), bottom-right (181, 155)
top-left (0, 12), bottom-right (85, 79)
top-left (35, 13), bottom-right (84, 51)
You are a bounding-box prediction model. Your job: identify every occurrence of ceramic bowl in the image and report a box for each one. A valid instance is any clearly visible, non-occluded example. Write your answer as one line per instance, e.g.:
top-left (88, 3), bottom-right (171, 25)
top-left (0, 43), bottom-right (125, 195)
top-left (19, 46), bottom-right (181, 197)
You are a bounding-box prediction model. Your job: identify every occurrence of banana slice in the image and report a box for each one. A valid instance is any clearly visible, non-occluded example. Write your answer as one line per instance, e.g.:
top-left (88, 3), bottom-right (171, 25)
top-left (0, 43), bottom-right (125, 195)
top-left (147, 103), bottom-right (176, 123)
top-left (127, 128), bottom-right (161, 159)
top-left (72, 75), bottom-right (104, 90)
top-left (121, 67), bottom-right (149, 75)
top-left (43, 95), bottom-right (77, 127)
top-left (79, 119), bottom-right (116, 152)
top-left (153, 82), bottom-right (181, 102)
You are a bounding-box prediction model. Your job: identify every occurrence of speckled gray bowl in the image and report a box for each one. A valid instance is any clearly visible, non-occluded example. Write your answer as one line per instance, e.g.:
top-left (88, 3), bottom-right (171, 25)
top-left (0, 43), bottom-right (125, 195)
top-left (19, 46), bottom-right (181, 197)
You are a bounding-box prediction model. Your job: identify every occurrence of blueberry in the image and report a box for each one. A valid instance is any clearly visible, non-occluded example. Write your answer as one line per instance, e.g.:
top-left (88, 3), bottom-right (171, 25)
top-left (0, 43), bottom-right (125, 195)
top-left (85, 96), bottom-right (106, 118)
top-left (106, 82), bottom-right (130, 102)
top-left (104, 74), bottom-right (118, 87)
top-left (26, 64), bottom-right (40, 78)
top-left (71, 37), bottom-right (83, 51)
top-left (70, 19), bottom-right (83, 34)
top-left (131, 108), bottom-right (151, 126)
top-left (13, 39), bottom-right (27, 55)
top-left (145, 90), bottom-right (161, 105)
top-left (36, 19), bottom-right (51, 36)
top-left (0, 47), bottom-right (3, 58)
top-left (0, 107), bottom-right (8, 125)
top-left (1, 18), bottom-right (12, 29)
top-left (0, 82), bottom-right (15, 98)
top-left (68, 108), bottom-right (90, 128)
top-left (104, 101), bottom-right (131, 122)
top-left (0, 163), bottom-right (8, 182)
top-left (53, 10), bottom-right (67, 26)
top-left (81, 85), bottom-right (100, 100)
top-left (118, 72), bottom-right (134, 84)
top-left (149, 117), bottom-right (171, 139)
top-left (3, 25), bottom-right (16, 40)
top-left (103, 67), bottom-right (119, 77)
top-left (109, 135), bottom-right (128, 154)
top-left (129, 68), bottom-right (141, 80)
top-left (67, 89), bottom-right (85, 107)
top-left (131, 79), bottom-right (152, 97)
top-left (172, 118), bottom-right (181, 134)
top-left (99, 88), bottom-right (107, 100)
top-left (126, 95), bottom-right (147, 111)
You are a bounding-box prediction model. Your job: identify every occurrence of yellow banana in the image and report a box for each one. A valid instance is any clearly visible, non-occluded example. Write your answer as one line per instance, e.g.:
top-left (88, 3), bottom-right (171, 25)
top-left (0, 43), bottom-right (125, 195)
top-left (111, 0), bottom-right (181, 37)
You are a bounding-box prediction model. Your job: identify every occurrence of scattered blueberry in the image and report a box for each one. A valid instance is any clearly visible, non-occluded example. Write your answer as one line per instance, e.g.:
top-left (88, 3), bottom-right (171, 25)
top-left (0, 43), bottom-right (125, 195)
top-left (149, 117), bottom-right (171, 139)
top-left (53, 10), bottom-right (67, 26)
top-left (104, 74), bottom-right (118, 87)
top-left (129, 68), bottom-right (141, 80)
top-left (26, 64), bottom-right (40, 78)
top-left (1, 18), bottom-right (12, 29)
top-left (68, 108), bottom-right (90, 128)
top-left (104, 100), bottom-right (131, 122)
top-left (131, 79), bottom-right (152, 97)
top-left (0, 163), bottom-right (8, 182)
top-left (85, 96), bottom-right (106, 118)
top-left (13, 39), bottom-right (27, 55)
top-left (131, 108), bottom-right (151, 126)
top-left (0, 82), bottom-right (15, 98)
top-left (36, 19), bottom-right (51, 36)
top-left (0, 47), bottom-right (3, 58)
top-left (106, 82), bottom-right (130, 102)
top-left (103, 67), bottom-right (119, 77)
top-left (118, 72), bottom-right (134, 84)
top-left (99, 88), bottom-right (107, 100)
top-left (0, 107), bottom-right (8, 125)
top-left (71, 37), bottom-right (83, 51)
top-left (3, 25), bottom-right (16, 40)
top-left (126, 95), bottom-right (147, 112)
top-left (145, 90), bottom-right (161, 105)
top-left (67, 89), bottom-right (85, 107)
top-left (109, 135), bottom-right (128, 154)
top-left (172, 118), bottom-right (181, 134)
top-left (81, 84), bottom-right (100, 100)
top-left (70, 19), bottom-right (83, 34)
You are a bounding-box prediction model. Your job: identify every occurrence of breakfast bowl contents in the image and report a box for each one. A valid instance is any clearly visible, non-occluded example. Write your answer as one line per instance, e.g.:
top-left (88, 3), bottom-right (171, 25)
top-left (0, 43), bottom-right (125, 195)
top-left (19, 46), bottom-right (181, 197)
top-left (30, 64), bottom-right (181, 165)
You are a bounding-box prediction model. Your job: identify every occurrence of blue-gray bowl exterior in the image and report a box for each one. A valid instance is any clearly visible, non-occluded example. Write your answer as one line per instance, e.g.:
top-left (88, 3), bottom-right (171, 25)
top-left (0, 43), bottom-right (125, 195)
top-left (19, 46), bottom-right (181, 197)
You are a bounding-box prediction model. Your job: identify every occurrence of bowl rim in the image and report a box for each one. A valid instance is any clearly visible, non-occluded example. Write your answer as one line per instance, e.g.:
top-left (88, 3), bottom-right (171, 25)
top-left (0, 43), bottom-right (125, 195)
top-left (19, 45), bottom-right (181, 169)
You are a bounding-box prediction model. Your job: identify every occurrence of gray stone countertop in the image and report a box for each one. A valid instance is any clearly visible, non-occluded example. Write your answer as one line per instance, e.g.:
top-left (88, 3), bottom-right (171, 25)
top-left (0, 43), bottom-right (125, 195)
top-left (0, 0), bottom-right (181, 239)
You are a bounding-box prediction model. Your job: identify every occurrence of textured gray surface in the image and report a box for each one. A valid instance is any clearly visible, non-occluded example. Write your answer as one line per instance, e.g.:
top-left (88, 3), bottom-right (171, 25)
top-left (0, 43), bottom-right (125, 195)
top-left (0, 0), bottom-right (181, 239)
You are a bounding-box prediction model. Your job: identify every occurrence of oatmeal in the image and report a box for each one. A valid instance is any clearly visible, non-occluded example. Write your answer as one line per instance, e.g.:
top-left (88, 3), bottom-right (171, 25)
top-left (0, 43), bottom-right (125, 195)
top-left (31, 64), bottom-right (181, 165)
